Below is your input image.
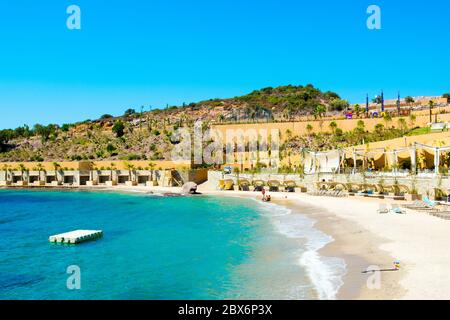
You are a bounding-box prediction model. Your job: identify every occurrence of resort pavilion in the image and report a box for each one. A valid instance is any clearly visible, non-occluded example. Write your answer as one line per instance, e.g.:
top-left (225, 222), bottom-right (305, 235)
top-left (303, 149), bottom-right (343, 174)
top-left (301, 142), bottom-right (450, 176)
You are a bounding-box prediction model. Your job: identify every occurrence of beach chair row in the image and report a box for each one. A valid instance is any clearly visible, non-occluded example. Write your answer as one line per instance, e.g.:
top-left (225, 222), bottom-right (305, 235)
top-left (402, 197), bottom-right (450, 220)
top-left (218, 179), bottom-right (303, 193)
top-left (308, 189), bottom-right (347, 197)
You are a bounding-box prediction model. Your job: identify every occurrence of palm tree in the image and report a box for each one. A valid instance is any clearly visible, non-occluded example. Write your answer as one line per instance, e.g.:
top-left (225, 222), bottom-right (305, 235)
top-left (2, 164), bottom-right (10, 183)
top-left (110, 162), bottom-right (116, 181)
top-left (354, 104), bottom-right (362, 117)
top-left (233, 167), bottom-right (240, 184)
top-left (429, 100), bottom-right (435, 123)
top-left (442, 93), bottom-right (450, 105)
top-left (139, 105), bottom-right (144, 135)
top-left (91, 166), bottom-right (99, 182)
top-left (397, 118), bottom-right (407, 134)
top-left (375, 123), bottom-right (384, 133)
top-left (148, 162), bottom-right (156, 183)
top-left (373, 95), bottom-right (382, 105)
top-left (383, 114), bottom-right (392, 128)
top-left (405, 96), bottom-right (415, 105)
top-left (356, 120), bottom-right (365, 132)
top-left (314, 104), bottom-right (326, 119)
top-left (409, 114), bottom-right (416, 128)
top-left (18, 163), bottom-right (26, 182)
top-left (52, 162), bottom-right (61, 183)
top-left (329, 121), bottom-right (338, 134)
top-left (125, 162), bottom-right (136, 182)
top-left (36, 163), bottom-right (45, 182)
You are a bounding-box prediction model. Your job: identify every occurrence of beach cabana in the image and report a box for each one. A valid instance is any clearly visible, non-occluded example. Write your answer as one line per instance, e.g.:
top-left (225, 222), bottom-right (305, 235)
top-left (45, 173), bottom-right (57, 184)
top-left (303, 149), bottom-right (343, 174)
top-left (267, 180), bottom-right (281, 192)
top-left (28, 171), bottom-right (44, 185)
top-left (316, 182), bottom-right (329, 190)
top-left (98, 174), bottom-right (110, 184)
top-left (12, 173), bottom-right (23, 184)
top-left (346, 183), bottom-right (360, 193)
top-left (283, 180), bottom-right (296, 192)
top-left (117, 174), bottom-right (130, 184)
top-left (333, 183), bottom-right (346, 191)
top-left (382, 185), bottom-right (395, 194)
top-left (375, 184), bottom-right (387, 194)
top-left (413, 142), bottom-right (450, 174)
top-left (28, 173), bottom-right (37, 184)
top-left (224, 179), bottom-right (234, 191)
top-left (350, 148), bottom-right (387, 173)
top-left (63, 175), bottom-right (75, 185)
top-left (252, 180), bottom-right (265, 192)
top-left (381, 147), bottom-right (412, 173)
top-left (434, 188), bottom-right (448, 201)
top-left (238, 179), bottom-right (251, 191)
top-left (79, 174), bottom-right (90, 186)
top-left (137, 173), bottom-right (150, 185)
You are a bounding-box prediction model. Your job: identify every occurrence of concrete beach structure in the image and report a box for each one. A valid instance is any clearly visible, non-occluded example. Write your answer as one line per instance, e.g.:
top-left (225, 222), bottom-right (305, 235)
top-left (0, 160), bottom-right (207, 187)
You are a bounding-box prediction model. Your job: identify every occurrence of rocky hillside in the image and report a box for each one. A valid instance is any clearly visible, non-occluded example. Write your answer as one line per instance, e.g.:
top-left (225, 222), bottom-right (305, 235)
top-left (0, 84), bottom-right (347, 162)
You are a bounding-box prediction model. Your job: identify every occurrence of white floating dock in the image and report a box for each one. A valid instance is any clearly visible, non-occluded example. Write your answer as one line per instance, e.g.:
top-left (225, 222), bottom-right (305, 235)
top-left (49, 230), bottom-right (103, 244)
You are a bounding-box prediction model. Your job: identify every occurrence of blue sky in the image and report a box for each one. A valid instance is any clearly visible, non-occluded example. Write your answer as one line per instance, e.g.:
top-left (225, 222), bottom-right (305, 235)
top-left (0, 0), bottom-right (449, 128)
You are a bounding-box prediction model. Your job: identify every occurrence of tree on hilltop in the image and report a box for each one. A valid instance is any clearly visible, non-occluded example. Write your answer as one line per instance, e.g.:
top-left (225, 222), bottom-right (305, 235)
top-left (443, 93), bottom-right (450, 103)
top-left (112, 120), bottom-right (125, 138)
top-left (123, 109), bottom-right (136, 117)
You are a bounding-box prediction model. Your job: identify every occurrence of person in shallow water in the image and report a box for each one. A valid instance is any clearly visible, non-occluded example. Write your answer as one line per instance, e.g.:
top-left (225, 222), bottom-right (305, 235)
top-left (261, 189), bottom-right (271, 202)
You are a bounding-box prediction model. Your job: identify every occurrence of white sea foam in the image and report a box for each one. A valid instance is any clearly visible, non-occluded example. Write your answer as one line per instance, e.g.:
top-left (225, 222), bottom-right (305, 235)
top-left (258, 201), bottom-right (346, 300)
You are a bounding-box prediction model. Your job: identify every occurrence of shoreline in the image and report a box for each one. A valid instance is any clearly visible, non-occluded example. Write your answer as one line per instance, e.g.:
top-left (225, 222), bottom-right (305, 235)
top-left (199, 189), bottom-right (405, 299)
top-left (4, 185), bottom-right (450, 299)
top-left (271, 198), bottom-right (405, 300)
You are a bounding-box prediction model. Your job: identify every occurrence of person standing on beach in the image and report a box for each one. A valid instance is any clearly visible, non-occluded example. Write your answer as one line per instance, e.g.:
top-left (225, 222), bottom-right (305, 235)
top-left (262, 188), bottom-right (266, 201)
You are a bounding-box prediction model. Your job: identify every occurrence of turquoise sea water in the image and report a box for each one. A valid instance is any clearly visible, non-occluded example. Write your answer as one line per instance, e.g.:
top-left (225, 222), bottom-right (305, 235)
top-left (0, 189), bottom-right (345, 300)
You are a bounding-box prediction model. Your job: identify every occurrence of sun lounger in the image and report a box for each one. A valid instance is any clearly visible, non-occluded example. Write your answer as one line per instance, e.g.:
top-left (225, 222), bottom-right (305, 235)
top-left (430, 211), bottom-right (450, 220)
top-left (402, 200), bottom-right (423, 208)
top-left (336, 190), bottom-right (347, 197)
top-left (390, 204), bottom-right (406, 214)
top-left (423, 197), bottom-right (437, 208)
top-left (377, 204), bottom-right (389, 214)
top-left (402, 200), bottom-right (436, 210)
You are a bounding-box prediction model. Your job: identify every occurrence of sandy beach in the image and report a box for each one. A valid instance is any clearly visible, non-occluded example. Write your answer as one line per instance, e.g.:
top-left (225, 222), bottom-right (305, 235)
top-left (79, 184), bottom-right (450, 300)
top-left (212, 190), bottom-right (450, 300)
